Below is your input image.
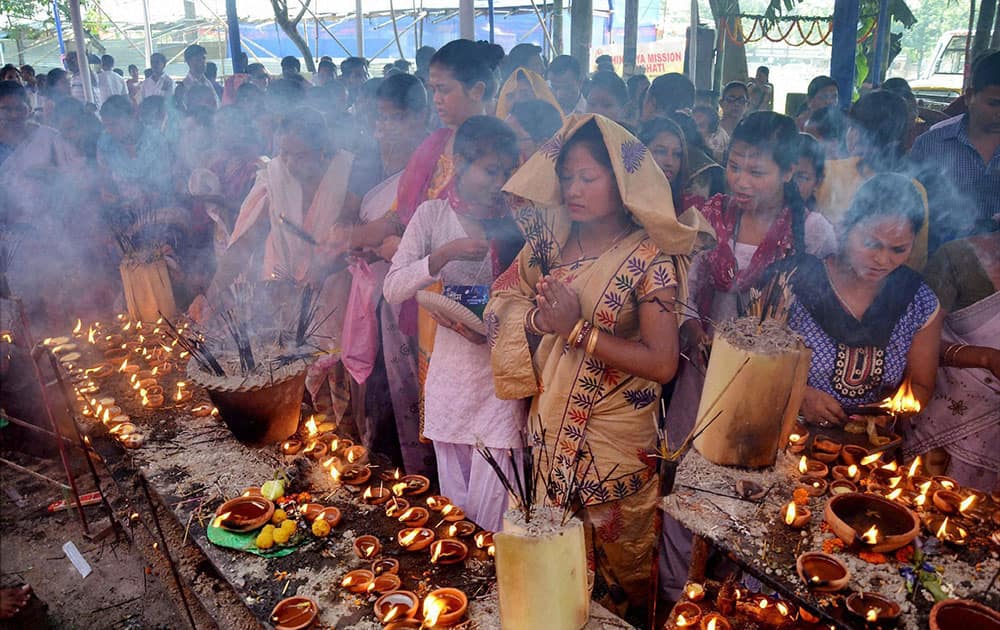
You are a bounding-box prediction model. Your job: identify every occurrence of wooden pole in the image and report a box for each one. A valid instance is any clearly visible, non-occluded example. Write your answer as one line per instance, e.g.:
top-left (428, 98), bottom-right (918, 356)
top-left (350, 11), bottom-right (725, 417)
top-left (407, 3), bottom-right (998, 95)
top-left (141, 0), bottom-right (153, 68)
top-left (226, 0), bottom-right (245, 73)
top-left (570, 0), bottom-right (593, 72)
top-left (870, 0), bottom-right (891, 86)
top-left (553, 0), bottom-right (564, 55)
top-left (623, 0), bottom-right (638, 78)
top-left (356, 0), bottom-right (365, 56)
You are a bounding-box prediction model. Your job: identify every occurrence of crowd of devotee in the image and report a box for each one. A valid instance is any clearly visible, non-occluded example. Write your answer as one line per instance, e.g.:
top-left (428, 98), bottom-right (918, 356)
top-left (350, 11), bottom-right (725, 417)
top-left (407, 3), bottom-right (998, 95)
top-left (0, 36), bottom-right (998, 624)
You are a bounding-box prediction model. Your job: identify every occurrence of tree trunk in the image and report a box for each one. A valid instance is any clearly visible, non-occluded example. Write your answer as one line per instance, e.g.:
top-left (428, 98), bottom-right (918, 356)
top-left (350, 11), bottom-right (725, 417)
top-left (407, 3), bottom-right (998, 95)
top-left (570, 0), bottom-right (593, 72)
top-left (973, 0), bottom-right (997, 59)
top-left (553, 0), bottom-right (563, 55)
top-left (270, 0), bottom-right (316, 72)
top-left (991, 0), bottom-right (1000, 48)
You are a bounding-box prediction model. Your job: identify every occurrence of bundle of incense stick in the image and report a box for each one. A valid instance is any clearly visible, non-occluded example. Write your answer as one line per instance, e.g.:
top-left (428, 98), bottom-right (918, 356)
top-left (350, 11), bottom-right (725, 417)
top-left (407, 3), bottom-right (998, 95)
top-left (161, 314), bottom-right (225, 376)
top-left (746, 270), bottom-right (795, 325)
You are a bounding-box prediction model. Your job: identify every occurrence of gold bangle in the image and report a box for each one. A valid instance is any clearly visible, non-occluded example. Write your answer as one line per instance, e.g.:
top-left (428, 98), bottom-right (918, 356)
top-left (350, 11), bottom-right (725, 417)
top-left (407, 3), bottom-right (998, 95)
top-left (585, 328), bottom-right (600, 354)
top-left (567, 319), bottom-right (585, 344)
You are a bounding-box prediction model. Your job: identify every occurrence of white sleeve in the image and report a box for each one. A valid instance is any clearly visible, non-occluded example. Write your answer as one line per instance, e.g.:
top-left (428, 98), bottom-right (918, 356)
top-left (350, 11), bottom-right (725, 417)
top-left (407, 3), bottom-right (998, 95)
top-left (382, 203), bottom-right (439, 304)
top-left (804, 211), bottom-right (837, 259)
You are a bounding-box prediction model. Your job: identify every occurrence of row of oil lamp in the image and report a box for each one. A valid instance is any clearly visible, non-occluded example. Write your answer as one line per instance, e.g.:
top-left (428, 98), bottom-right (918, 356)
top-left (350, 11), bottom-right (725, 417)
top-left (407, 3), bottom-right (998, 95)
top-left (45, 315), bottom-right (213, 451)
top-left (673, 580), bottom-right (903, 628)
top-left (782, 433), bottom-right (996, 545)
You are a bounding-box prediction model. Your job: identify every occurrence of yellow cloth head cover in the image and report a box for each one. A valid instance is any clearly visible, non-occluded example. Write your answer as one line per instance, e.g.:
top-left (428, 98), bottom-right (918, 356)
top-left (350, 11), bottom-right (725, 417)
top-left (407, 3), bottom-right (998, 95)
top-left (495, 68), bottom-right (565, 120)
top-left (502, 113), bottom-right (715, 256)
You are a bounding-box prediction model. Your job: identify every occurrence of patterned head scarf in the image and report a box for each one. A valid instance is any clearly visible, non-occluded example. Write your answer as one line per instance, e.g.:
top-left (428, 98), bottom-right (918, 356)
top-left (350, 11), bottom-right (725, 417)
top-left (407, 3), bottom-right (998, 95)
top-left (495, 68), bottom-right (564, 120)
top-left (502, 113), bottom-right (714, 256)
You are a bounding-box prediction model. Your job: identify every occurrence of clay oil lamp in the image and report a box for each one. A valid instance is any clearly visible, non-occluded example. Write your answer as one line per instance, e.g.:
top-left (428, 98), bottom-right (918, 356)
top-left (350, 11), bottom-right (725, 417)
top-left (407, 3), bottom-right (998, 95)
top-left (381, 468), bottom-right (403, 482)
top-left (933, 476), bottom-right (959, 491)
top-left (110, 422), bottom-right (137, 437)
top-left (672, 601), bottom-right (702, 627)
top-left (302, 440), bottom-right (328, 461)
top-left (846, 592), bottom-right (901, 627)
top-left (339, 464), bottom-right (371, 486)
top-left (120, 432), bottom-right (145, 449)
top-left (931, 516), bottom-right (969, 546)
top-left (241, 487), bottom-right (263, 498)
top-left (825, 492), bottom-right (920, 552)
top-left (397, 506), bottom-right (430, 528)
top-left (430, 539), bottom-right (468, 565)
top-left (367, 572), bottom-right (402, 595)
top-left (141, 392), bottom-right (164, 409)
top-left (474, 530), bottom-right (494, 550)
top-left (796, 552), bottom-right (850, 592)
top-left (933, 490), bottom-right (964, 515)
top-left (440, 504), bottom-right (466, 523)
top-left (104, 347), bottom-right (129, 363)
top-left (362, 485), bottom-right (393, 505)
top-left (299, 503), bottom-right (324, 522)
top-left (329, 437), bottom-right (354, 455)
top-left (109, 414), bottom-right (131, 426)
top-left (371, 558), bottom-right (400, 576)
top-left (341, 569), bottom-right (374, 594)
top-left (85, 363), bottom-right (115, 379)
top-left (684, 582), bottom-right (706, 602)
top-left (841, 444), bottom-right (870, 466)
top-left (811, 436), bottom-right (842, 464)
top-left (213, 496), bottom-right (275, 532)
top-left (43, 335), bottom-right (71, 347)
top-left (426, 495), bottom-right (451, 512)
top-left (385, 497), bottom-right (410, 517)
top-left (375, 591), bottom-right (420, 624)
top-left (699, 614), bottom-right (731, 630)
top-left (832, 464), bottom-right (862, 483)
top-left (798, 456), bottom-right (828, 480)
top-left (422, 588), bottom-right (468, 627)
top-left (191, 403), bottom-right (216, 418)
top-left (929, 598), bottom-right (1000, 630)
top-left (798, 477), bottom-right (828, 497)
top-left (783, 502), bottom-right (811, 529)
top-left (398, 474), bottom-right (431, 496)
top-left (354, 535), bottom-right (381, 559)
top-left (280, 439), bottom-right (303, 456)
top-left (173, 382), bottom-right (192, 404)
top-left (316, 507), bottom-right (341, 527)
top-left (786, 432), bottom-right (808, 454)
top-left (397, 527), bottom-right (435, 552)
top-left (343, 444), bottom-right (369, 466)
top-left (446, 520), bottom-right (476, 538)
top-left (270, 596), bottom-right (318, 630)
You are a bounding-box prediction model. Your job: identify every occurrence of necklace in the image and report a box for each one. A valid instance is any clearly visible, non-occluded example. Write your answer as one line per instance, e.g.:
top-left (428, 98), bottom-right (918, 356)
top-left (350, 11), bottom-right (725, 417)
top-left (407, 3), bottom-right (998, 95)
top-left (825, 258), bottom-right (863, 321)
top-left (575, 222), bottom-right (633, 258)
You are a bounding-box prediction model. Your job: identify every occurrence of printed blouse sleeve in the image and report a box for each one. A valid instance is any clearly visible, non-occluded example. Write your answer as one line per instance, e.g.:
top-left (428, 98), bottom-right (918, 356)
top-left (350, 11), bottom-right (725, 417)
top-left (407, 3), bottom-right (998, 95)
top-left (637, 252), bottom-right (678, 301)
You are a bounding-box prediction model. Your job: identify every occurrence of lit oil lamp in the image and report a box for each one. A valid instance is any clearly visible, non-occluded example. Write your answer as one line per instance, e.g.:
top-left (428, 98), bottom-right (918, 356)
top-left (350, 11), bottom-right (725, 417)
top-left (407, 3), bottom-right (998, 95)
top-left (173, 382), bottom-right (192, 404)
top-left (109, 422), bottom-right (137, 437)
top-left (845, 592), bottom-right (901, 625)
top-left (344, 445), bottom-right (369, 465)
top-left (798, 456), bottom-right (828, 479)
top-left (446, 521), bottom-right (476, 538)
top-left (303, 415), bottom-right (319, 440)
top-left (385, 497), bottom-right (410, 517)
top-left (426, 495), bottom-right (451, 512)
top-left (933, 490), bottom-right (964, 515)
top-left (371, 558), bottom-right (400, 576)
top-left (859, 451), bottom-right (884, 468)
top-left (366, 573), bottom-right (402, 594)
top-left (798, 477), bottom-right (828, 497)
top-left (397, 507), bottom-right (430, 528)
top-left (397, 527), bottom-right (435, 552)
top-left (841, 444), bottom-right (869, 466)
top-left (861, 524), bottom-right (881, 546)
top-left (832, 464), bottom-right (861, 483)
top-left (684, 582), bottom-right (705, 602)
top-left (362, 485), bottom-right (392, 505)
top-left (933, 476), bottom-right (959, 491)
top-left (280, 439), bottom-right (303, 456)
top-left (474, 531), bottom-right (494, 550)
top-left (398, 474), bottom-right (431, 496)
top-left (340, 569), bottom-right (374, 594)
top-left (303, 440), bottom-right (328, 461)
top-left (673, 601), bottom-right (702, 627)
top-left (699, 614), bottom-right (731, 630)
top-left (786, 432), bottom-right (807, 454)
top-left (374, 590), bottom-right (419, 624)
top-left (811, 436), bottom-right (842, 463)
top-left (191, 403), bottom-right (216, 418)
top-left (120, 432), bottom-right (145, 449)
top-left (440, 504), bottom-right (466, 523)
top-left (934, 517), bottom-right (969, 545)
top-left (783, 502), bottom-right (811, 529)
top-left (339, 464), bottom-right (371, 486)
top-left (957, 494), bottom-right (976, 514)
top-left (429, 539), bottom-right (468, 564)
top-left (72, 318), bottom-right (83, 337)
top-left (354, 535), bottom-right (382, 559)
top-left (422, 588), bottom-right (467, 627)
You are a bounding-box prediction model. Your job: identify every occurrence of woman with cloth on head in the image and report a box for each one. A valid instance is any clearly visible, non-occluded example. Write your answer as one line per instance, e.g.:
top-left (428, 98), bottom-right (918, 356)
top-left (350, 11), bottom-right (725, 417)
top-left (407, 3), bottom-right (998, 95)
top-left (485, 114), bottom-right (712, 616)
top-left (774, 173), bottom-right (942, 430)
top-left (495, 67), bottom-right (564, 120)
top-left (903, 215), bottom-right (999, 492)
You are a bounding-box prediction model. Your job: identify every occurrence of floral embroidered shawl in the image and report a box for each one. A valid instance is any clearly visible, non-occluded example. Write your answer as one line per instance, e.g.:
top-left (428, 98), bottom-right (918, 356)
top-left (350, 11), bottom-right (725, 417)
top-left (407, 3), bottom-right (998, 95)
top-left (485, 114), bottom-right (714, 506)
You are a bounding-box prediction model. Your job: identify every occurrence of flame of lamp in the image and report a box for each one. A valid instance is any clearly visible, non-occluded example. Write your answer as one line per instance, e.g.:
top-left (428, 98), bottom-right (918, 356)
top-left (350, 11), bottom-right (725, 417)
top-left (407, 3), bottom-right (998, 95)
top-left (783, 502), bottom-right (811, 529)
top-left (422, 588), bottom-right (468, 627)
top-left (353, 535), bottom-right (382, 559)
top-left (397, 527), bottom-right (435, 552)
top-left (371, 558), bottom-right (400, 576)
top-left (429, 539), bottom-right (469, 564)
top-left (673, 601), bottom-right (702, 627)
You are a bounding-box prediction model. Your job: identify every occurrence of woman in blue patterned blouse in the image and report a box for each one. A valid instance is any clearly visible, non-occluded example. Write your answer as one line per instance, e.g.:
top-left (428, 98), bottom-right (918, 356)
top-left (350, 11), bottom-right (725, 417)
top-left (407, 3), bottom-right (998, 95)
top-left (776, 172), bottom-right (943, 428)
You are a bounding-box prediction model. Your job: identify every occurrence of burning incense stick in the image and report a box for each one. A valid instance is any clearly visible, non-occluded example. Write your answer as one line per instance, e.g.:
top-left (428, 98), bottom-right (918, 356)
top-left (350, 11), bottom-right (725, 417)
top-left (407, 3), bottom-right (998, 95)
top-left (278, 214), bottom-right (318, 246)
